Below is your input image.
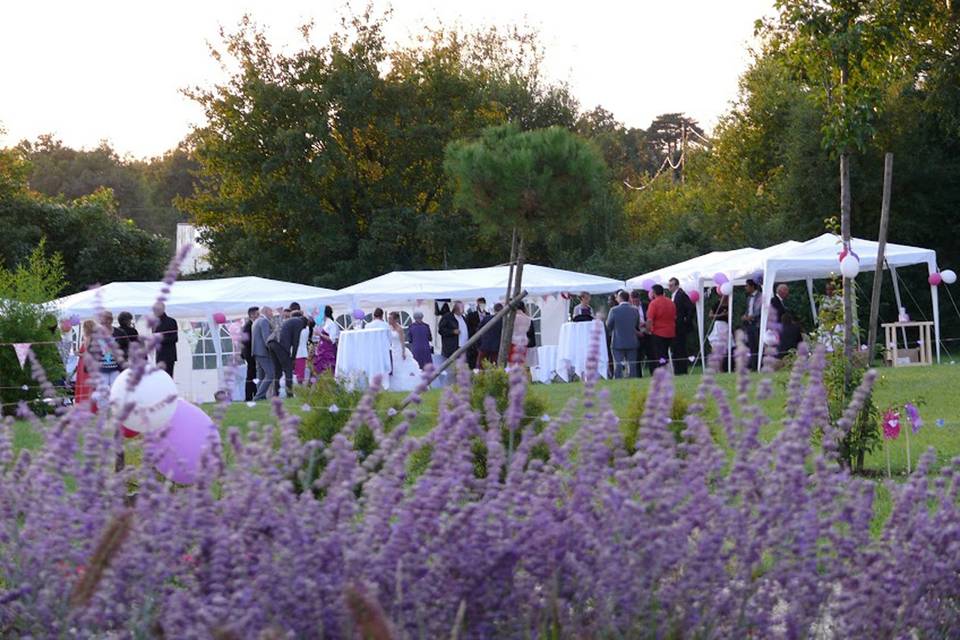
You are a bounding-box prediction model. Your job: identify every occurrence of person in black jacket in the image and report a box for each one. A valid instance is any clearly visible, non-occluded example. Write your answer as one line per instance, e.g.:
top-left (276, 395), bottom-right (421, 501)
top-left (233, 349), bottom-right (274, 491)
top-left (271, 304), bottom-right (306, 398)
top-left (464, 297), bottom-right (486, 369)
top-left (241, 306), bottom-right (260, 401)
top-left (152, 303), bottom-right (178, 377)
top-left (438, 302), bottom-right (466, 359)
top-left (115, 311), bottom-right (140, 369)
top-left (668, 278), bottom-right (696, 375)
top-left (477, 303), bottom-right (504, 366)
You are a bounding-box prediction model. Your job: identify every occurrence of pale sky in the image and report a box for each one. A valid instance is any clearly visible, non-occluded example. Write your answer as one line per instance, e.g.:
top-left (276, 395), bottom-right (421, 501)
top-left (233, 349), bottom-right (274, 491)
top-left (0, 0), bottom-right (772, 159)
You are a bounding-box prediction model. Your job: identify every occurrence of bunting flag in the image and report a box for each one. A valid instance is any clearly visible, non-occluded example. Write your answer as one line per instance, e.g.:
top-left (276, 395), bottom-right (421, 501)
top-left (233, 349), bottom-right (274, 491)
top-left (12, 343), bottom-right (31, 369)
top-left (882, 410), bottom-right (901, 440)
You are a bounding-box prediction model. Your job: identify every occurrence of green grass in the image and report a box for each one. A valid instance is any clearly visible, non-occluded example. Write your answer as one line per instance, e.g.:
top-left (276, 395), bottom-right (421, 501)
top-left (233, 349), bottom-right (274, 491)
top-left (9, 364), bottom-right (960, 479)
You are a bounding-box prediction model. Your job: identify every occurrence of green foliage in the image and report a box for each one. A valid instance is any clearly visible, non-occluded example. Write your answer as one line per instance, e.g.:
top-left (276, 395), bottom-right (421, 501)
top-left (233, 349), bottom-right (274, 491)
top-left (294, 373), bottom-right (366, 493)
top-left (182, 10), bottom-right (579, 288)
top-left (468, 366), bottom-right (547, 479)
top-left (0, 243), bottom-right (68, 414)
top-left (0, 182), bottom-right (170, 293)
top-left (444, 123), bottom-right (607, 246)
top-left (622, 389), bottom-right (693, 454)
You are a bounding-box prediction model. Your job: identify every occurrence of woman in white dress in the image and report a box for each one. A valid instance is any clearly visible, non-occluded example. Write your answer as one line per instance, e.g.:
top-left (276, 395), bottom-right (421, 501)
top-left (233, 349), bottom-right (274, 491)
top-left (388, 311), bottom-right (421, 391)
top-left (707, 294), bottom-right (730, 368)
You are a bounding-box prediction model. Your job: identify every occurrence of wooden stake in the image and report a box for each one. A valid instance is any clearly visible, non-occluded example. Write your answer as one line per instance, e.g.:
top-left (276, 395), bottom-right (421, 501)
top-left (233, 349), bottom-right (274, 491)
top-left (840, 152), bottom-right (854, 386)
top-left (867, 153), bottom-right (893, 364)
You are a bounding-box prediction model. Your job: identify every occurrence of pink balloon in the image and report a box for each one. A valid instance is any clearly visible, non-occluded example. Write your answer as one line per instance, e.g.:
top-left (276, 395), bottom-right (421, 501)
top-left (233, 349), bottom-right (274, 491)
top-left (212, 312), bottom-right (227, 324)
top-left (641, 278), bottom-right (655, 291)
top-left (929, 273), bottom-right (943, 286)
top-left (688, 290), bottom-right (700, 303)
top-left (713, 272), bottom-right (728, 285)
top-left (147, 399), bottom-right (220, 484)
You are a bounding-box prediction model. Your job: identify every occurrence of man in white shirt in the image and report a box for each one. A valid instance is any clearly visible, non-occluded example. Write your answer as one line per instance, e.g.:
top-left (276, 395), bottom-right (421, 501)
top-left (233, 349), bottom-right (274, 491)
top-left (366, 308), bottom-right (389, 330)
top-left (454, 302), bottom-right (469, 350)
top-left (741, 279), bottom-right (762, 367)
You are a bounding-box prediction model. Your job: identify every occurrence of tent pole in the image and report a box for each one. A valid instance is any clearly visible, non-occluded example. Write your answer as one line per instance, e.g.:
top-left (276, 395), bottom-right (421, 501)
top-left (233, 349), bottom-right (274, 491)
top-left (727, 288), bottom-right (733, 373)
top-left (757, 269), bottom-right (772, 371)
top-left (806, 278), bottom-right (817, 324)
top-left (696, 281), bottom-right (705, 373)
top-left (930, 260), bottom-right (942, 364)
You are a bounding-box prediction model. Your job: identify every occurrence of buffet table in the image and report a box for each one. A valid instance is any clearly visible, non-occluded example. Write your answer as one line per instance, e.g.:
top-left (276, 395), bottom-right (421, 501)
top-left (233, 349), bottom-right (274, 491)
top-left (555, 321), bottom-right (609, 382)
top-left (335, 327), bottom-right (392, 390)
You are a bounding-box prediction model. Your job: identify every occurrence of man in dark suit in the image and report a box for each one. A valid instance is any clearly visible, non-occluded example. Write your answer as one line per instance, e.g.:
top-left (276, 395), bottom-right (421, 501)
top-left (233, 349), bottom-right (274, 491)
top-left (777, 312), bottom-right (803, 357)
top-left (438, 302), bottom-right (465, 359)
top-left (153, 302), bottom-right (178, 377)
top-left (477, 303), bottom-right (504, 366)
top-left (465, 297), bottom-right (486, 369)
top-left (668, 278), bottom-right (696, 375)
top-left (241, 306), bottom-right (260, 401)
top-left (272, 303), bottom-right (306, 398)
top-left (771, 284), bottom-right (788, 323)
top-left (606, 291), bottom-right (641, 378)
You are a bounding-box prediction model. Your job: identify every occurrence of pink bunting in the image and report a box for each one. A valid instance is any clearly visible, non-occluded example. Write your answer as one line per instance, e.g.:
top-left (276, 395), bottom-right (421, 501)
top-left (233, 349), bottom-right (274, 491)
top-left (12, 343), bottom-right (30, 369)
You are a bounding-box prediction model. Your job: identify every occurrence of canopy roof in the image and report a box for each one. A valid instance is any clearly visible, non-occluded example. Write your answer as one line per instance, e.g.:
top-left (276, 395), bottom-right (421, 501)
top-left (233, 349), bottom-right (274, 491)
top-left (626, 247), bottom-right (759, 291)
top-left (338, 264), bottom-right (625, 306)
top-left (52, 276), bottom-right (348, 319)
top-left (759, 233), bottom-right (937, 282)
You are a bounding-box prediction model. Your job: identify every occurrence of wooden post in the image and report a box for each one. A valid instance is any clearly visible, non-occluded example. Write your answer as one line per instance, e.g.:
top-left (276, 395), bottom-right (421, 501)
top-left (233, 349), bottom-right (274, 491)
top-left (498, 229), bottom-right (518, 366)
top-left (840, 151), bottom-right (854, 385)
top-left (396, 289), bottom-right (529, 412)
top-left (867, 153), bottom-right (893, 364)
top-left (498, 235), bottom-right (525, 366)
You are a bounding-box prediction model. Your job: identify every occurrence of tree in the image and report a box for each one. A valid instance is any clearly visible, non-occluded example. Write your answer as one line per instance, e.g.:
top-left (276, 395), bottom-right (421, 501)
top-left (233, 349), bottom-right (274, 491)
top-left (759, 0), bottom-right (939, 372)
top-left (444, 123), bottom-right (607, 362)
top-left (182, 10), bottom-right (580, 287)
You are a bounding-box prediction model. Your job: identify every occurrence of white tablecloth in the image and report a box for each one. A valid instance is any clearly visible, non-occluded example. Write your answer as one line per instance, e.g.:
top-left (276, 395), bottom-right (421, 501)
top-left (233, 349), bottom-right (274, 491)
top-left (335, 328), bottom-right (392, 390)
top-left (530, 345), bottom-right (558, 384)
top-left (555, 321), bottom-right (609, 382)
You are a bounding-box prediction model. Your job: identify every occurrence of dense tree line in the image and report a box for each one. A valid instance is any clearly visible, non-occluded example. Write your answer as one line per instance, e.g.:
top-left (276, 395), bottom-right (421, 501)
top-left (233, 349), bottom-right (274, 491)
top-left (1, 3), bottom-right (956, 328)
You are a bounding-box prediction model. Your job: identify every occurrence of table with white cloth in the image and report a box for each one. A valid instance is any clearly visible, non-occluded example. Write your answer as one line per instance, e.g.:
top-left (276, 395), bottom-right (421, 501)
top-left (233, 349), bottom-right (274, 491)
top-left (335, 328), bottom-right (392, 390)
top-left (530, 345), bottom-right (558, 384)
top-left (555, 321), bottom-right (609, 382)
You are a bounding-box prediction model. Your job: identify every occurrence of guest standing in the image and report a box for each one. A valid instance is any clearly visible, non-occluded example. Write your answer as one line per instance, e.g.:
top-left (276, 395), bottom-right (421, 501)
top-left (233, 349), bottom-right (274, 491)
top-left (572, 292), bottom-right (594, 321)
top-left (274, 308), bottom-right (306, 398)
top-left (366, 308), bottom-right (389, 331)
top-left (407, 310), bottom-right (434, 370)
top-left (295, 313), bottom-right (312, 384)
top-left (607, 291), bottom-right (641, 379)
top-left (646, 285), bottom-right (677, 373)
top-left (438, 302), bottom-right (467, 359)
top-left (478, 303), bottom-right (504, 366)
top-left (741, 279), bottom-right (762, 368)
top-left (667, 278), bottom-right (696, 375)
top-left (629, 290), bottom-right (647, 377)
top-left (97, 310), bottom-right (122, 389)
top-left (241, 306), bottom-right (260, 401)
top-left (465, 297), bottom-right (486, 368)
top-left (252, 306), bottom-right (276, 401)
top-left (74, 320), bottom-right (96, 407)
top-left (707, 294), bottom-right (730, 370)
top-left (153, 302), bottom-right (178, 377)
top-left (114, 311), bottom-right (140, 368)
top-left (313, 306), bottom-right (339, 376)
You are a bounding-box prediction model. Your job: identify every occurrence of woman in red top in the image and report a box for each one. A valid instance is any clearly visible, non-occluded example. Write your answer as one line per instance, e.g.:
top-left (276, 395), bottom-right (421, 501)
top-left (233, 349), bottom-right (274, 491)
top-left (646, 285), bottom-right (676, 372)
top-left (73, 320), bottom-right (96, 408)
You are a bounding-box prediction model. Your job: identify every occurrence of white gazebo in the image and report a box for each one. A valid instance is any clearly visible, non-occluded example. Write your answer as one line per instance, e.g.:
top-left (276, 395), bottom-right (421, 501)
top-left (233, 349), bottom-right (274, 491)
top-left (337, 263), bottom-right (626, 347)
top-left (51, 277), bottom-right (349, 402)
top-left (630, 235), bottom-right (941, 371)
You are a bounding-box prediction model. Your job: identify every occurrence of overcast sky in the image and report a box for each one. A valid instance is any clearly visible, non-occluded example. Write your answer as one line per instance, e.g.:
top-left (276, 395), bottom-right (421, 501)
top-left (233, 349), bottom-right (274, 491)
top-left (0, 0), bottom-right (773, 159)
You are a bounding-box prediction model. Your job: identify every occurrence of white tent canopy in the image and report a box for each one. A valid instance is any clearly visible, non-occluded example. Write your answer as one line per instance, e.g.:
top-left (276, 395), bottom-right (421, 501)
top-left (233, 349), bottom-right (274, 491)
top-left (52, 276), bottom-right (349, 319)
top-left (757, 233), bottom-right (940, 368)
top-left (626, 248), bottom-right (759, 292)
top-left (338, 263), bottom-right (626, 307)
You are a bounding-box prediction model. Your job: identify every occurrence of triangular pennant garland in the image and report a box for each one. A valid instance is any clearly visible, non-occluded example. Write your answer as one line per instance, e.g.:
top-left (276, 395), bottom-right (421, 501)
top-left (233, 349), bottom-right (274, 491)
top-left (12, 343), bottom-right (30, 369)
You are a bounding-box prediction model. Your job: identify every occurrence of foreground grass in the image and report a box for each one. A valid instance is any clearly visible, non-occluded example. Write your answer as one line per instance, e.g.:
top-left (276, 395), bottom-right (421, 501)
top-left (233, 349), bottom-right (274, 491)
top-left (11, 363), bottom-right (960, 478)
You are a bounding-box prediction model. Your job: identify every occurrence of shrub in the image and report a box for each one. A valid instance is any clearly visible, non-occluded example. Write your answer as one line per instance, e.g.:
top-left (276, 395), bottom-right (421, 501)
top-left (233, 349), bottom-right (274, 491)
top-left (622, 388), bottom-right (691, 453)
top-left (294, 372), bottom-right (365, 491)
top-left (468, 366), bottom-right (547, 478)
top-left (4, 335), bottom-right (960, 637)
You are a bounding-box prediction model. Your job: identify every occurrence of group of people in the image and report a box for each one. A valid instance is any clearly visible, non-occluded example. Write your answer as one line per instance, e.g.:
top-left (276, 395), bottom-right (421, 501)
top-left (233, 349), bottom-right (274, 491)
top-left (241, 302), bottom-right (315, 401)
top-left (437, 298), bottom-right (536, 369)
top-left (73, 303), bottom-right (179, 406)
top-left (571, 278), bottom-right (695, 379)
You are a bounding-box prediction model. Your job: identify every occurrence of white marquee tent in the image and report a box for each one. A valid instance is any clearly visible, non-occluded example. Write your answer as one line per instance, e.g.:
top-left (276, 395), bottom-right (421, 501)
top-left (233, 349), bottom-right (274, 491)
top-left (628, 234), bottom-right (941, 371)
top-left (337, 264), bottom-right (626, 347)
top-left (51, 277), bottom-right (349, 402)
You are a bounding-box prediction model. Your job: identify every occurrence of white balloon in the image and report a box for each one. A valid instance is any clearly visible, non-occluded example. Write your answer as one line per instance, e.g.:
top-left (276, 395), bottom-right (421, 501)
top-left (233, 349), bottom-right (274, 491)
top-left (719, 281), bottom-right (733, 296)
top-left (764, 329), bottom-right (780, 346)
top-left (109, 368), bottom-right (179, 433)
top-left (840, 255), bottom-right (860, 279)
top-left (942, 269), bottom-right (957, 285)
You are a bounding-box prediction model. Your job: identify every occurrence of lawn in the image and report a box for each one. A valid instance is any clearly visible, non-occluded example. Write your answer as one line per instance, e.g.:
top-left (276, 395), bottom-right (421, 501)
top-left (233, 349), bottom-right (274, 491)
top-left (12, 361), bottom-right (958, 479)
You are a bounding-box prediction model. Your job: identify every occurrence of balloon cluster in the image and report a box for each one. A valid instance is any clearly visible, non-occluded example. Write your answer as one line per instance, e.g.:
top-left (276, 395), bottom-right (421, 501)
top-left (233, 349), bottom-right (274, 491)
top-left (713, 273), bottom-right (733, 296)
top-left (930, 270), bottom-right (956, 286)
top-left (109, 368), bottom-right (220, 484)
